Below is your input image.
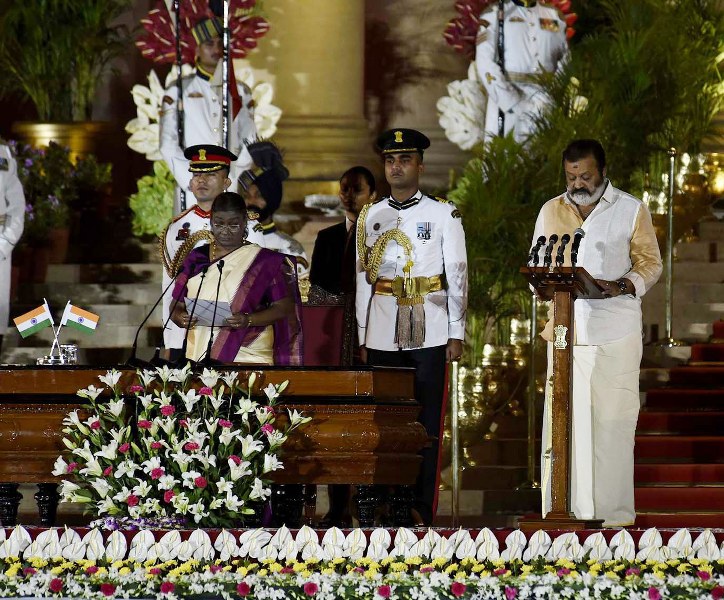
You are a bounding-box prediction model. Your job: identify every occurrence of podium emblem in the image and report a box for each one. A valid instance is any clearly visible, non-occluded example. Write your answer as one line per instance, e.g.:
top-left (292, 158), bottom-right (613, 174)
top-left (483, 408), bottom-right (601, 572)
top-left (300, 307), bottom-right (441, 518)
top-left (553, 325), bottom-right (568, 350)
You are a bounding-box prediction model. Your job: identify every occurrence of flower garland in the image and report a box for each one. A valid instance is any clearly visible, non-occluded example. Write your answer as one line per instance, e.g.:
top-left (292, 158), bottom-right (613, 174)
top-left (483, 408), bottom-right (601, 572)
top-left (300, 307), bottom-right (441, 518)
top-left (54, 367), bottom-right (310, 529)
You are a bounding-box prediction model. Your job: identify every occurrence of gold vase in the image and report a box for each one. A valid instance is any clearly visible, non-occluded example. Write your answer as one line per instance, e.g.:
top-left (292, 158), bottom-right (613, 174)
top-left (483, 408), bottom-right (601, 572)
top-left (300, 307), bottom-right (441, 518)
top-left (10, 121), bottom-right (112, 161)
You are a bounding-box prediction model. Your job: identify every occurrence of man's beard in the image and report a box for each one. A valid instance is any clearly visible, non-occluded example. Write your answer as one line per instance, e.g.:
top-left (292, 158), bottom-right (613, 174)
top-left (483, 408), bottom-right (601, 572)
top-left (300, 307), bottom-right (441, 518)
top-left (568, 179), bottom-right (608, 206)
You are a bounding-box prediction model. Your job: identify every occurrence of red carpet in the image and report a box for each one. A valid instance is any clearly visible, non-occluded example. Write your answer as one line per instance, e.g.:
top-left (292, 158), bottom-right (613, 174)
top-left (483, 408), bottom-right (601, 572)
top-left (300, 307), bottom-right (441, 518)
top-left (635, 322), bottom-right (724, 528)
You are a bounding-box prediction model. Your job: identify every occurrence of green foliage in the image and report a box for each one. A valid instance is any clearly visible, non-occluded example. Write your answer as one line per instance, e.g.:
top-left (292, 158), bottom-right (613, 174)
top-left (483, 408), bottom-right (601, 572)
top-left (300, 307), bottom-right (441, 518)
top-left (0, 0), bottom-right (133, 121)
top-left (129, 161), bottom-right (176, 238)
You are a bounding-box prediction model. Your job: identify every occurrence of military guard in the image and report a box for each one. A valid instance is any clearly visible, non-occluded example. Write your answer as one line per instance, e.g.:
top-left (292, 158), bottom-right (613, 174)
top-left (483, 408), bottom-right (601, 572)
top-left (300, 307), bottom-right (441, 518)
top-left (475, 0), bottom-right (568, 142)
top-left (159, 16), bottom-right (257, 213)
top-left (355, 128), bottom-right (468, 525)
top-left (161, 144), bottom-right (246, 355)
top-left (0, 141), bottom-right (25, 353)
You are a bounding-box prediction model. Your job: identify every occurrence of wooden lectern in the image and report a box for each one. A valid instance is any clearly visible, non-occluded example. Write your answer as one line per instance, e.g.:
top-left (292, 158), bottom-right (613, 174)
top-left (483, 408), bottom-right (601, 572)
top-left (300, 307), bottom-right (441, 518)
top-left (518, 266), bottom-right (606, 530)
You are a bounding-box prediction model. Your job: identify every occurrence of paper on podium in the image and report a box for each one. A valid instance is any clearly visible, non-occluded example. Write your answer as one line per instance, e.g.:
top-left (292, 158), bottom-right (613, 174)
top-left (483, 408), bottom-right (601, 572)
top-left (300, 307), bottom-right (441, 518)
top-left (184, 298), bottom-right (233, 327)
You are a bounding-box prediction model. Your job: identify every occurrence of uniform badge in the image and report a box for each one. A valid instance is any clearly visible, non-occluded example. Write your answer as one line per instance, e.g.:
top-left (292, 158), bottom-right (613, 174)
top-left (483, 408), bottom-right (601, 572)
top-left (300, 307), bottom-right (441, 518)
top-left (0, 157), bottom-right (8, 171)
top-left (176, 223), bottom-right (191, 241)
top-left (510, 16), bottom-right (525, 22)
top-left (417, 222), bottom-right (432, 241)
top-left (451, 209), bottom-right (462, 219)
top-left (539, 18), bottom-right (560, 31)
top-left (394, 131), bottom-right (404, 143)
top-left (199, 149), bottom-right (207, 161)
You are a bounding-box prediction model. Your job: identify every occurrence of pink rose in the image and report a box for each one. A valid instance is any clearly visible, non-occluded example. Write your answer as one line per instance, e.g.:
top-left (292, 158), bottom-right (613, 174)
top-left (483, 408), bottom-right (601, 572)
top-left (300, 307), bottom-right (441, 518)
top-left (303, 582), bottom-right (318, 596)
top-left (237, 582), bottom-right (251, 596)
top-left (163, 490), bottom-right (175, 503)
top-left (138, 420), bottom-right (152, 429)
top-left (100, 583), bottom-right (116, 596)
top-left (149, 567), bottom-right (161, 575)
top-left (66, 462), bottom-right (79, 473)
top-left (179, 419), bottom-right (188, 428)
top-left (229, 455), bottom-right (241, 465)
top-left (505, 586), bottom-right (517, 600)
top-left (199, 386), bottom-right (213, 396)
top-left (160, 405), bottom-right (175, 416)
top-left (86, 566), bottom-right (99, 575)
top-left (150, 468), bottom-right (164, 480)
top-left (184, 442), bottom-right (200, 451)
top-left (23, 567), bottom-right (37, 575)
top-left (493, 568), bottom-right (507, 576)
top-left (557, 568), bottom-right (571, 576)
top-left (90, 420), bottom-right (101, 430)
top-left (129, 385), bottom-right (144, 393)
top-left (648, 588), bottom-right (661, 600)
top-left (127, 494), bottom-right (139, 507)
top-left (118, 443), bottom-right (130, 453)
top-left (160, 581), bottom-right (175, 594)
top-left (194, 476), bottom-right (207, 488)
top-left (218, 419), bottom-right (233, 428)
top-left (103, 466), bottom-right (113, 476)
top-left (49, 578), bottom-right (63, 593)
top-left (377, 585), bottom-right (391, 598)
top-left (209, 565), bottom-right (223, 574)
top-left (261, 424), bottom-right (274, 435)
top-left (697, 571), bottom-right (711, 581)
top-left (451, 582), bottom-right (467, 597)
top-left (151, 441), bottom-right (163, 450)
top-left (625, 568), bottom-right (640, 577)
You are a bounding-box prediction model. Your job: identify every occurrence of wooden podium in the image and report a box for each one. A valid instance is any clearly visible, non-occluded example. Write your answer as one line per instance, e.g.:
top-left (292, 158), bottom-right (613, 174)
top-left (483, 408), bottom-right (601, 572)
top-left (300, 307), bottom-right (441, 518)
top-left (518, 266), bottom-right (606, 530)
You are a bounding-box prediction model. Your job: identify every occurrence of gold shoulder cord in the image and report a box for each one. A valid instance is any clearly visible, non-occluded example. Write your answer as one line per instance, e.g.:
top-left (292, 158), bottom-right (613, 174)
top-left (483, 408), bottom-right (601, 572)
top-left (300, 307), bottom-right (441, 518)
top-left (159, 228), bottom-right (214, 278)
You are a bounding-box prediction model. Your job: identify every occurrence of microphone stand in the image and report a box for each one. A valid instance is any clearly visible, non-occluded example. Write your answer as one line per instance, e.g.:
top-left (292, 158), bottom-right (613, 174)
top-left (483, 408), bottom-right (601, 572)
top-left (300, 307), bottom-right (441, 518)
top-left (201, 260), bottom-right (225, 367)
top-left (555, 234), bottom-right (571, 268)
top-left (543, 234), bottom-right (558, 269)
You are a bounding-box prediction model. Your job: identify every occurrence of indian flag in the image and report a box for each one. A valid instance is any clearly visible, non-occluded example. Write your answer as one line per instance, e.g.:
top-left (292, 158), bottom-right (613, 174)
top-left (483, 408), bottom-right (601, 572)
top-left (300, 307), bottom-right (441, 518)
top-left (13, 303), bottom-right (54, 338)
top-left (61, 303), bottom-right (99, 334)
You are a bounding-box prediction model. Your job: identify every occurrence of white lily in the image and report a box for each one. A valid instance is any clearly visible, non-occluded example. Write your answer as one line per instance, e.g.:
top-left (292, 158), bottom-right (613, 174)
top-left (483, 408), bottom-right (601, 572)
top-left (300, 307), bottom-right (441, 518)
top-left (287, 408), bottom-right (311, 428)
top-left (170, 363), bottom-right (192, 385)
top-left (72, 440), bottom-right (95, 463)
top-left (79, 458), bottom-right (103, 478)
top-left (114, 460), bottom-right (139, 480)
top-left (76, 385), bottom-right (103, 402)
top-left (228, 460), bottom-right (252, 482)
top-left (188, 501), bottom-right (209, 523)
top-left (105, 398), bottom-right (125, 418)
top-left (263, 453), bottom-right (283, 473)
top-left (239, 435), bottom-right (264, 458)
top-left (262, 383), bottom-right (278, 402)
top-left (63, 410), bottom-right (89, 434)
top-left (204, 418), bottom-right (218, 436)
top-left (141, 456), bottom-right (162, 471)
top-left (97, 497), bottom-right (116, 515)
top-left (235, 398), bottom-right (258, 420)
top-left (249, 477), bottom-right (271, 501)
top-left (224, 493), bottom-right (244, 512)
top-left (181, 471), bottom-right (202, 489)
top-left (216, 477), bottom-right (234, 495)
top-left (219, 427), bottom-right (236, 446)
top-left (91, 478), bottom-right (112, 499)
top-left (254, 407), bottom-right (273, 425)
top-left (98, 369), bottom-right (122, 391)
top-left (200, 367), bottom-right (220, 389)
top-left (171, 492), bottom-right (190, 514)
top-left (59, 480), bottom-right (80, 501)
top-left (221, 371), bottom-right (238, 388)
top-left (155, 365), bottom-right (173, 383)
top-left (157, 474), bottom-right (178, 491)
top-left (210, 390), bottom-right (226, 411)
top-left (178, 389), bottom-right (200, 412)
top-left (266, 430), bottom-right (287, 449)
top-left (96, 440), bottom-right (119, 461)
top-left (132, 480), bottom-right (153, 498)
top-left (138, 394), bottom-right (155, 410)
top-left (52, 456), bottom-right (68, 477)
top-left (137, 369), bottom-right (157, 388)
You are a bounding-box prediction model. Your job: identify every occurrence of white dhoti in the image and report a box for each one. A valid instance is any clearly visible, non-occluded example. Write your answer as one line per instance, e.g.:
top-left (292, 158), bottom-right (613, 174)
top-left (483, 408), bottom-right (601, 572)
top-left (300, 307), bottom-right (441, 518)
top-left (541, 330), bottom-right (642, 526)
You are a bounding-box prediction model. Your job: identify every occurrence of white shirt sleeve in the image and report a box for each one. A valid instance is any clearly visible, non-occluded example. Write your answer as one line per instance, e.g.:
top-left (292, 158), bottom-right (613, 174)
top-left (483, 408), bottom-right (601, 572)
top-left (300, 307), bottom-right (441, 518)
top-left (159, 85), bottom-right (192, 192)
top-left (0, 149), bottom-right (25, 261)
top-left (443, 206), bottom-right (468, 340)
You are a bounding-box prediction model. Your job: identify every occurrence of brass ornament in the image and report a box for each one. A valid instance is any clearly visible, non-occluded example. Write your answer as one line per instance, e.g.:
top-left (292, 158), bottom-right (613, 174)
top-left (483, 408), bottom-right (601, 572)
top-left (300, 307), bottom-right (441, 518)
top-left (553, 324), bottom-right (568, 350)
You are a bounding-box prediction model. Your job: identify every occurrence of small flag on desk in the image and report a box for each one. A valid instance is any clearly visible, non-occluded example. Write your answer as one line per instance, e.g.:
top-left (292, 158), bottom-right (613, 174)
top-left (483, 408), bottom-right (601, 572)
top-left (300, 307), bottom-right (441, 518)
top-left (61, 303), bottom-right (99, 334)
top-left (13, 302), bottom-right (54, 338)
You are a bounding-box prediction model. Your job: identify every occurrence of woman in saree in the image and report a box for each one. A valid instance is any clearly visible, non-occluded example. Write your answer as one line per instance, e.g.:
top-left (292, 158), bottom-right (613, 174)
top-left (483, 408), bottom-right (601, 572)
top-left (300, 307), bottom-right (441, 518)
top-left (170, 192), bottom-right (302, 365)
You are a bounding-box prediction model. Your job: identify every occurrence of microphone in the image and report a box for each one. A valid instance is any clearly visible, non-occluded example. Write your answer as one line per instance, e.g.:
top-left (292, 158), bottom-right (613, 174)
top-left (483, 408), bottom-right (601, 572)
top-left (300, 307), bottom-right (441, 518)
top-left (543, 234), bottom-right (558, 268)
top-left (570, 228), bottom-right (586, 267)
top-left (528, 236), bottom-right (547, 266)
top-left (126, 268), bottom-right (182, 367)
top-left (555, 233), bottom-right (571, 267)
top-left (177, 265), bottom-right (209, 366)
top-left (202, 260), bottom-right (225, 366)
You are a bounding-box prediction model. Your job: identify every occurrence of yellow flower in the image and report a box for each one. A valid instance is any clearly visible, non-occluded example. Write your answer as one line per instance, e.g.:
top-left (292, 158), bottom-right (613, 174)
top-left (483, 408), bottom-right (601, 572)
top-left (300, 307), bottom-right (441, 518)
top-left (111, 560), bottom-right (125, 569)
top-left (471, 564), bottom-right (486, 574)
top-left (364, 570), bottom-right (379, 580)
top-left (293, 563), bottom-right (306, 573)
top-left (269, 564), bottom-right (283, 574)
top-left (236, 566), bottom-right (248, 577)
top-left (604, 571), bottom-right (619, 580)
top-left (50, 566), bottom-right (64, 575)
top-left (521, 565), bottom-right (533, 574)
top-left (445, 564), bottom-right (459, 574)
top-left (4, 565), bottom-right (21, 578)
top-left (432, 557), bottom-right (448, 568)
top-left (332, 558), bottom-right (345, 565)
top-left (119, 567), bottom-right (131, 576)
top-left (406, 557), bottom-right (422, 566)
top-left (301, 570), bottom-right (312, 578)
top-left (677, 564), bottom-right (690, 574)
top-left (258, 569), bottom-right (268, 577)
top-left (322, 568), bottom-right (334, 575)
top-left (390, 563), bottom-right (408, 573)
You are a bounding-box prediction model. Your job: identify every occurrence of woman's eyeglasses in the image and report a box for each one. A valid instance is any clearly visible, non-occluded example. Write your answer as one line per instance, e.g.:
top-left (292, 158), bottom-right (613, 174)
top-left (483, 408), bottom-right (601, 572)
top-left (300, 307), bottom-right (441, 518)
top-left (211, 222), bottom-right (242, 233)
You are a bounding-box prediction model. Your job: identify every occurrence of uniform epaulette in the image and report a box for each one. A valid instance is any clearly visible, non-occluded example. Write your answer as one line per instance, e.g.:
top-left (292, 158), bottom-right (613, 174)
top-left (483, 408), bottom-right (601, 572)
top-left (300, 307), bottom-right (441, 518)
top-left (171, 206), bottom-right (195, 223)
top-left (433, 195), bottom-right (453, 205)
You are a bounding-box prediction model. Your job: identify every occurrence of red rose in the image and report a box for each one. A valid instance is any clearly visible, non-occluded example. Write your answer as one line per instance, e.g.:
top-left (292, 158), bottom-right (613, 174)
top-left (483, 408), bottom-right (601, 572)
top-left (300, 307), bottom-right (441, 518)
top-left (86, 566), bottom-right (99, 575)
top-left (129, 385), bottom-right (144, 393)
top-left (66, 462), bottom-right (79, 473)
top-left (237, 582), bottom-right (251, 596)
top-left (127, 494), bottom-right (139, 507)
top-left (184, 442), bottom-right (200, 451)
top-left (138, 420), bottom-right (152, 429)
top-left (648, 588), bottom-right (661, 600)
top-left (149, 567), bottom-right (161, 575)
top-left (199, 386), bottom-right (213, 396)
top-left (90, 420), bottom-right (101, 430)
top-left (150, 468), bottom-right (164, 480)
top-left (218, 419), bottom-right (233, 428)
top-left (712, 586), bottom-right (724, 600)
top-left (100, 583), bottom-right (116, 596)
top-left (209, 565), bottom-right (223, 573)
top-left (49, 578), bottom-right (63, 593)
top-left (23, 567), bottom-right (37, 575)
top-left (451, 581), bottom-right (467, 597)
top-left (151, 441), bottom-right (163, 450)
top-left (698, 571), bottom-right (711, 581)
top-left (160, 581), bottom-right (175, 594)
top-left (194, 476), bottom-right (207, 488)
top-left (303, 582), bottom-right (318, 596)
top-left (626, 568), bottom-right (641, 577)
top-left (103, 466), bottom-right (113, 476)
top-left (493, 568), bottom-right (507, 576)
top-left (281, 567), bottom-right (294, 574)
top-left (160, 405), bottom-right (175, 416)
top-left (377, 584), bottom-right (391, 598)
top-left (261, 424), bottom-right (274, 434)
top-left (229, 455), bottom-right (241, 465)
top-left (163, 490), bottom-right (175, 503)
top-left (118, 443), bottom-right (130, 453)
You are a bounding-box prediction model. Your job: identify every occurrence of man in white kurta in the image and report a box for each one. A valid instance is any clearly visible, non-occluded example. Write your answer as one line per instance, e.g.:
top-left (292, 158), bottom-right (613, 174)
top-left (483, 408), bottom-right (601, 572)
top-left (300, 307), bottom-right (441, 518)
top-left (532, 139), bottom-right (662, 526)
top-left (475, 0), bottom-right (568, 142)
top-left (159, 17), bottom-right (257, 213)
top-left (0, 143), bottom-right (25, 351)
top-left (356, 129), bottom-right (468, 525)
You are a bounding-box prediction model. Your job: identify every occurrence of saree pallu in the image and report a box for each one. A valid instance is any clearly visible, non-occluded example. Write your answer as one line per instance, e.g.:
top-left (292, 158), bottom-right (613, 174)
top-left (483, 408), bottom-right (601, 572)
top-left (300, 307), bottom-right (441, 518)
top-left (172, 243), bottom-right (303, 365)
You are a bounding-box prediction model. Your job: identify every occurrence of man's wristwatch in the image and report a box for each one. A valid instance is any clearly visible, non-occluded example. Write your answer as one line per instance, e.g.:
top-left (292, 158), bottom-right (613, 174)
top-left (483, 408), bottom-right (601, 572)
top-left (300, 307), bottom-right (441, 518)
top-left (616, 279), bottom-right (629, 295)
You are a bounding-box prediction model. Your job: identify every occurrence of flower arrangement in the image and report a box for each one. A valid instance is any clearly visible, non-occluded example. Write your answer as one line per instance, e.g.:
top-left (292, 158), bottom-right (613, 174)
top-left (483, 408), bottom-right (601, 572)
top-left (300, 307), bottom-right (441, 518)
top-left (0, 525), bottom-right (722, 599)
top-left (54, 367), bottom-right (310, 529)
top-left (128, 161), bottom-right (177, 237)
top-left (8, 140), bottom-right (112, 245)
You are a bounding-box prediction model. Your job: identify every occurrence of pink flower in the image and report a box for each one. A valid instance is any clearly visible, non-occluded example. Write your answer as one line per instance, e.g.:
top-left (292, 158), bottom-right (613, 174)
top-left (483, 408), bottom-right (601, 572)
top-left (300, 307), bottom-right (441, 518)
top-left (303, 582), bottom-right (318, 596)
top-left (625, 568), bottom-right (641, 577)
top-left (86, 566), bottom-right (99, 575)
top-left (23, 567), bottom-right (37, 575)
top-left (353, 567), bottom-right (365, 573)
top-left (420, 566), bottom-right (433, 573)
top-left (493, 568), bottom-right (508, 576)
top-left (66, 462), bottom-right (79, 473)
top-left (160, 581), bottom-right (175, 594)
top-left (118, 443), bottom-right (130, 453)
top-left (377, 585), bottom-right (391, 598)
top-left (451, 581), bottom-right (467, 597)
top-left (151, 441), bottom-right (163, 450)
top-left (179, 419), bottom-right (188, 428)
top-left (229, 455), bottom-right (241, 465)
top-left (557, 568), bottom-right (571, 576)
top-left (712, 586), bottom-right (724, 600)
top-left (209, 565), bottom-right (223, 574)
top-left (138, 420), bottom-right (152, 429)
top-left (160, 405), bottom-right (175, 416)
top-left (199, 386), bottom-right (213, 396)
top-left (218, 419), bottom-right (233, 428)
top-left (163, 490), bottom-right (175, 503)
top-left (127, 494), bottom-right (139, 507)
top-left (150, 468), bottom-right (165, 480)
top-left (184, 442), bottom-right (200, 451)
top-left (103, 466), bottom-right (113, 476)
top-left (697, 570), bottom-right (711, 581)
top-left (505, 586), bottom-right (517, 600)
top-left (49, 578), bottom-right (63, 593)
top-left (100, 583), bottom-right (116, 596)
top-left (281, 567), bottom-right (294, 574)
top-left (90, 419), bottom-right (101, 430)
top-left (264, 405), bottom-right (275, 413)
top-left (261, 423), bottom-right (274, 435)
top-left (129, 385), bottom-right (144, 393)
top-left (237, 582), bottom-right (251, 596)
top-left (648, 587), bottom-right (661, 600)
top-left (194, 476), bottom-right (207, 488)
top-left (149, 567), bottom-right (161, 575)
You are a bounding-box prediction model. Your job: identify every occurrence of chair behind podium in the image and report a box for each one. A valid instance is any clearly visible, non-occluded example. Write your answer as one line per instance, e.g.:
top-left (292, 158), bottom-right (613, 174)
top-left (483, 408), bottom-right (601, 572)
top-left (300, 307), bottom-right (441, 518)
top-left (302, 285), bottom-right (351, 366)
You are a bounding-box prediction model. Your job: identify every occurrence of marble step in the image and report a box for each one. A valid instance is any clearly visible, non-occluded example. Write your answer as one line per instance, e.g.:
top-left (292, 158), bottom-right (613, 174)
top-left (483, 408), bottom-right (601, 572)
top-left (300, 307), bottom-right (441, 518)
top-left (45, 263), bottom-right (162, 284)
top-left (644, 281), bottom-right (724, 305)
top-left (698, 220), bottom-right (724, 241)
top-left (668, 261), bottom-right (724, 283)
top-left (675, 240), bottom-right (721, 262)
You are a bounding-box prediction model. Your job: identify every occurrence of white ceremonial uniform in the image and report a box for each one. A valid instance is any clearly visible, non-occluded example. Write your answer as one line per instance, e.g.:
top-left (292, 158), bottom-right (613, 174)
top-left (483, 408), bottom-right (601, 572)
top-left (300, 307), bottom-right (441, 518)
top-left (0, 145), bottom-right (25, 335)
top-left (356, 191), bottom-right (468, 351)
top-left (532, 182), bottom-right (663, 526)
top-left (251, 223), bottom-right (309, 278)
top-left (475, 1), bottom-right (568, 142)
top-left (161, 205), bottom-right (212, 349)
top-left (159, 72), bottom-right (257, 210)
